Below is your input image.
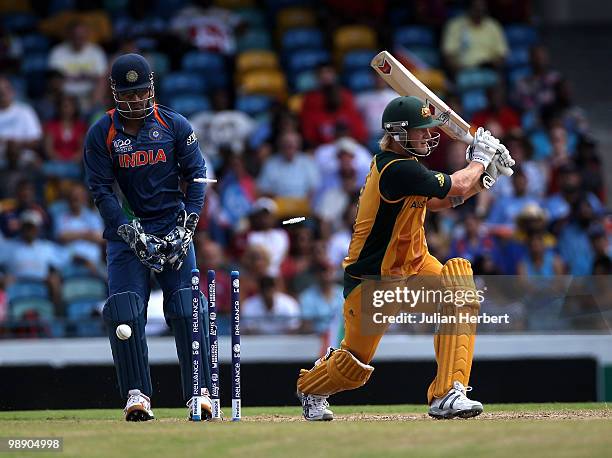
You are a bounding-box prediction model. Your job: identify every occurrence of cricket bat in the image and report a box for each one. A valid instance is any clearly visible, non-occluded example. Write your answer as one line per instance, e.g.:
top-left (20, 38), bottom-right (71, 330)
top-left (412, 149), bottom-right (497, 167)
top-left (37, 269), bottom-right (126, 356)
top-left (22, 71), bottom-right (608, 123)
top-left (371, 50), bottom-right (513, 177)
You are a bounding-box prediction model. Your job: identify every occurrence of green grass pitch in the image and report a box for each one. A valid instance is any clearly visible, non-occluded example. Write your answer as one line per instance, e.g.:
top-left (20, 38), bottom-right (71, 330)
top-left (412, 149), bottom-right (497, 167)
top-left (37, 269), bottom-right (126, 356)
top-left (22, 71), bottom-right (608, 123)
top-left (1, 403), bottom-right (611, 457)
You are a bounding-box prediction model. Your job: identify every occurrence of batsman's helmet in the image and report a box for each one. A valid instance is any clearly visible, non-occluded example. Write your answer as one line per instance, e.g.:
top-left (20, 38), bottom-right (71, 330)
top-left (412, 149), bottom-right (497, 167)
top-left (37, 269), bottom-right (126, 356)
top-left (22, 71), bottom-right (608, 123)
top-left (381, 96), bottom-right (441, 156)
top-left (110, 53), bottom-right (155, 119)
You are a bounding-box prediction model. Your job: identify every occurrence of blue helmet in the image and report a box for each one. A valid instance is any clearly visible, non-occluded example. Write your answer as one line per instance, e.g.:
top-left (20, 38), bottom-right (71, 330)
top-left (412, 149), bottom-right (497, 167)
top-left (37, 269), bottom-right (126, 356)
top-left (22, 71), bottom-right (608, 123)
top-left (109, 53), bottom-right (155, 119)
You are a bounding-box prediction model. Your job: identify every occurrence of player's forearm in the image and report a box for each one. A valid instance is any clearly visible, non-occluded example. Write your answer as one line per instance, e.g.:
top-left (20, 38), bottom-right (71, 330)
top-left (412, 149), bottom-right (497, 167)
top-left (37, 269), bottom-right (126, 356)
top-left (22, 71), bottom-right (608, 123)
top-left (447, 162), bottom-right (485, 197)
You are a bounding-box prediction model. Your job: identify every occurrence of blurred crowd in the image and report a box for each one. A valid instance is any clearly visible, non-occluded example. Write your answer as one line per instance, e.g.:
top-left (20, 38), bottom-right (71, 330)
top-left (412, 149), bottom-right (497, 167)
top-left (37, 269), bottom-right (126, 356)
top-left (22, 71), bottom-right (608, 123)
top-left (0, 0), bottom-right (609, 338)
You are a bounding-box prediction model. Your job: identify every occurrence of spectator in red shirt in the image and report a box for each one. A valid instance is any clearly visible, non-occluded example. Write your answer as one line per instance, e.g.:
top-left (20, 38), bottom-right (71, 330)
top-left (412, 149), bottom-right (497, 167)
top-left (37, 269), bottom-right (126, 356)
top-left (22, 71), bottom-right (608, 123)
top-left (471, 85), bottom-right (521, 137)
top-left (300, 63), bottom-right (368, 147)
top-left (43, 94), bottom-right (87, 163)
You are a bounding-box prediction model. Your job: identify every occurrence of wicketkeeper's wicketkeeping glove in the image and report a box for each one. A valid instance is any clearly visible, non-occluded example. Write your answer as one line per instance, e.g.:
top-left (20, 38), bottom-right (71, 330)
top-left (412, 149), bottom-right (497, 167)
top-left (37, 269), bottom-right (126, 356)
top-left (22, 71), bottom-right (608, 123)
top-left (117, 219), bottom-right (168, 273)
top-left (163, 209), bottom-right (199, 271)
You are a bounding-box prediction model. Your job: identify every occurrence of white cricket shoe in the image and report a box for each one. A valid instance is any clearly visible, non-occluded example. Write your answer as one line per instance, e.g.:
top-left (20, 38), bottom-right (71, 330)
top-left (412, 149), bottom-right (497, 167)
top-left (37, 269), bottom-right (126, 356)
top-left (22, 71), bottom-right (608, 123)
top-left (124, 389), bottom-right (155, 422)
top-left (187, 388), bottom-right (213, 421)
top-left (298, 392), bottom-right (334, 421)
top-left (429, 381), bottom-right (483, 419)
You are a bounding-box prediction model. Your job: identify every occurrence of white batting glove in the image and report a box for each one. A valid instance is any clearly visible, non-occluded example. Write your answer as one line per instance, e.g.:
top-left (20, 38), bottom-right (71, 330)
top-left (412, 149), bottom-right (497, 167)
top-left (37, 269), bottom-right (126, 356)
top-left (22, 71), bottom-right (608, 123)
top-left (467, 127), bottom-right (515, 176)
top-left (466, 142), bottom-right (497, 169)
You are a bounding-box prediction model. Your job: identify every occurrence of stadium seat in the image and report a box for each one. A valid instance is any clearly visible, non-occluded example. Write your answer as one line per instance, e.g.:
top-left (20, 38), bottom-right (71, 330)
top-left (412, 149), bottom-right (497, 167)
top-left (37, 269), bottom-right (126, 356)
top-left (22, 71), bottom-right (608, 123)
top-left (160, 72), bottom-right (207, 97)
top-left (462, 89), bottom-right (488, 118)
top-left (506, 46), bottom-right (530, 68)
top-left (508, 66), bottom-right (532, 88)
top-left (286, 48), bottom-right (330, 74)
top-left (66, 299), bottom-right (101, 320)
top-left (236, 50), bottom-right (279, 76)
top-left (456, 68), bottom-right (499, 92)
top-left (20, 53), bottom-right (48, 73)
top-left (287, 93), bottom-right (303, 113)
top-left (409, 46), bottom-right (441, 68)
top-left (393, 26), bottom-right (436, 47)
top-left (7, 280), bottom-right (49, 302)
top-left (504, 24), bottom-right (538, 47)
top-left (292, 70), bottom-right (317, 92)
top-left (61, 277), bottom-right (107, 304)
top-left (167, 94), bottom-right (211, 117)
top-left (281, 27), bottom-right (323, 51)
top-left (412, 68), bottom-right (446, 93)
top-left (344, 69), bottom-right (376, 92)
top-left (182, 51), bottom-right (226, 73)
top-left (235, 8), bottom-right (267, 27)
top-left (333, 25), bottom-right (377, 58)
top-left (236, 94), bottom-right (273, 116)
top-left (240, 69), bottom-right (287, 99)
top-left (236, 28), bottom-right (273, 52)
top-left (276, 7), bottom-right (317, 35)
top-left (61, 263), bottom-right (95, 280)
top-left (21, 34), bottom-right (49, 52)
top-left (1, 12), bottom-right (37, 32)
top-left (10, 297), bottom-right (55, 320)
top-left (148, 51), bottom-right (170, 76)
top-left (342, 49), bottom-right (376, 72)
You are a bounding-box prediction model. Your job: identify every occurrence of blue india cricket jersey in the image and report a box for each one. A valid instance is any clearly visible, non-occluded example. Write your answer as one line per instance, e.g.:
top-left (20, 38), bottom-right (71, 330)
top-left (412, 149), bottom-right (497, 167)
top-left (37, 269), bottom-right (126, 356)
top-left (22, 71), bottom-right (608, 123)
top-left (83, 104), bottom-right (207, 240)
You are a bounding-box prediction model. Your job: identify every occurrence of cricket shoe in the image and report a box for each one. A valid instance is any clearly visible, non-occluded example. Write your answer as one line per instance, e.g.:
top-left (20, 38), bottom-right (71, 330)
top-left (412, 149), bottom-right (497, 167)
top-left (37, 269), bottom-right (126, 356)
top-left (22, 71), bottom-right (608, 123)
top-left (124, 389), bottom-right (155, 422)
top-left (428, 381), bottom-right (483, 419)
top-left (298, 392), bottom-right (334, 421)
top-left (187, 388), bottom-right (213, 421)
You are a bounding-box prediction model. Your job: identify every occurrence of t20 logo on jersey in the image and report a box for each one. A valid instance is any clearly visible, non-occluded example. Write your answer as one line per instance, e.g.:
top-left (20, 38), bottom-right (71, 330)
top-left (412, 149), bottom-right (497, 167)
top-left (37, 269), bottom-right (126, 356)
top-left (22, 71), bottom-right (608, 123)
top-left (113, 138), bottom-right (133, 153)
top-left (118, 149), bottom-right (167, 168)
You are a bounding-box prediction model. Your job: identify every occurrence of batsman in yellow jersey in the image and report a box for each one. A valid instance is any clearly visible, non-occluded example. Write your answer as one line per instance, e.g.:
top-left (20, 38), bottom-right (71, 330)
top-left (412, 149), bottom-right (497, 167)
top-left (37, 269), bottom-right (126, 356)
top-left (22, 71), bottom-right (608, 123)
top-left (297, 96), bottom-right (515, 420)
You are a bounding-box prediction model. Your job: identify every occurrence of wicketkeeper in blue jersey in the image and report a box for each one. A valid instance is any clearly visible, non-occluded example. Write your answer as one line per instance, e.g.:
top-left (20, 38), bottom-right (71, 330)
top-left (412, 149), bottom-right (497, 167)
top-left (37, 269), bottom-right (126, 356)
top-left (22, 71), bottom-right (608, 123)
top-left (84, 53), bottom-right (213, 421)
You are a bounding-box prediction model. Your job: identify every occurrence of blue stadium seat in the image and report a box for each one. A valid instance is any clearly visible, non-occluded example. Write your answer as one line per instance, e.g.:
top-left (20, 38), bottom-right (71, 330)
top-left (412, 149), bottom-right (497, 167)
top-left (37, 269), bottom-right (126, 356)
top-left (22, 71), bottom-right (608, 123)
top-left (168, 94), bottom-right (211, 116)
top-left (182, 51), bottom-right (225, 72)
top-left (236, 8), bottom-right (267, 28)
top-left (342, 49), bottom-right (376, 71)
top-left (66, 299), bottom-right (102, 320)
top-left (409, 46), bottom-right (441, 68)
top-left (237, 29), bottom-right (272, 52)
top-left (286, 49), bottom-right (330, 74)
top-left (7, 280), bottom-right (49, 302)
top-left (507, 66), bottom-right (532, 88)
top-left (10, 297), bottom-right (55, 320)
top-left (504, 24), bottom-right (538, 47)
top-left (8, 76), bottom-right (27, 100)
top-left (1, 13), bottom-right (38, 32)
top-left (506, 46), bottom-right (530, 68)
top-left (456, 68), bottom-right (499, 92)
top-left (393, 26), bottom-right (436, 47)
top-left (344, 70), bottom-right (376, 92)
top-left (21, 53), bottom-right (48, 73)
top-left (21, 34), bottom-right (50, 53)
top-left (61, 263), bottom-right (95, 280)
top-left (160, 72), bottom-right (207, 97)
top-left (281, 27), bottom-right (324, 51)
top-left (292, 70), bottom-right (317, 92)
top-left (462, 89), bottom-right (488, 118)
top-left (236, 94), bottom-right (273, 116)
top-left (148, 52), bottom-right (170, 76)
top-left (61, 277), bottom-right (107, 304)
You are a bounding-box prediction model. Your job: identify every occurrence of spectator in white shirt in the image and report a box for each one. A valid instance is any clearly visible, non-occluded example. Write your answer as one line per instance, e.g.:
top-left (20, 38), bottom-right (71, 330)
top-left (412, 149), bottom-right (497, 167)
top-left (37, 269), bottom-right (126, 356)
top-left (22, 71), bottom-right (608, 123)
top-left (257, 130), bottom-right (319, 199)
top-left (48, 20), bottom-right (107, 111)
top-left (242, 276), bottom-right (301, 334)
top-left (0, 75), bottom-right (42, 168)
top-left (246, 197), bottom-right (289, 277)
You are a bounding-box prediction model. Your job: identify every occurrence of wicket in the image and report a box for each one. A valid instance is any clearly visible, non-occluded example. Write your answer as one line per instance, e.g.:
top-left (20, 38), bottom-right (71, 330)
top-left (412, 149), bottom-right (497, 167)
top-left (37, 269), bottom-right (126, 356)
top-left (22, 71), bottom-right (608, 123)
top-left (190, 268), bottom-right (241, 421)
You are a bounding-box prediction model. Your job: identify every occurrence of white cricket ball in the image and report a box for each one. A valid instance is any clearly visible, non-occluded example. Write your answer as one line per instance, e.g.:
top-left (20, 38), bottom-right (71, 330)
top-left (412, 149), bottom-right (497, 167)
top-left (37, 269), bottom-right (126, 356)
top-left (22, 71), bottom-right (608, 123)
top-left (116, 324), bottom-right (132, 340)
